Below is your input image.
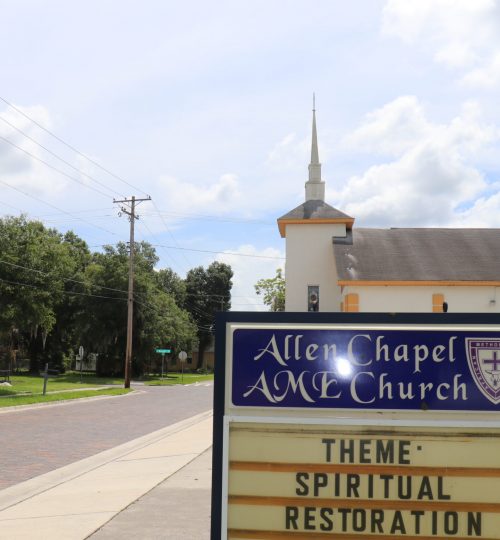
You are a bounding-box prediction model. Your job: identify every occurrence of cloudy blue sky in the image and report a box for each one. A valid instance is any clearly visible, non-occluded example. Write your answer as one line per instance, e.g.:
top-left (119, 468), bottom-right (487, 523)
top-left (2, 0), bottom-right (500, 309)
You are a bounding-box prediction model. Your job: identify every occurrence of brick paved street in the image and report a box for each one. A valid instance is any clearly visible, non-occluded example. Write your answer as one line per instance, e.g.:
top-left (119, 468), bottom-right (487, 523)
top-left (0, 382), bottom-right (213, 490)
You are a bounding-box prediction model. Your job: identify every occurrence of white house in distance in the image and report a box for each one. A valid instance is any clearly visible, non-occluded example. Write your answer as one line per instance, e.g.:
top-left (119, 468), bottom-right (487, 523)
top-left (278, 108), bottom-right (500, 313)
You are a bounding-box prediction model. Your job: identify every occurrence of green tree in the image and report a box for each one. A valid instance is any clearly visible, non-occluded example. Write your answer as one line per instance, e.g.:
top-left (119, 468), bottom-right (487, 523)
top-left (40, 230), bottom-right (92, 372)
top-left (255, 268), bottom-right (285, 311)
top-left (154, 268), bottom-right (186, 306)
top-left (77, 241), bottom-right (197, 376)
top-left (184, 261), bottom-right (233, 369)
top-left (0, 216), bottom-right (82, 372)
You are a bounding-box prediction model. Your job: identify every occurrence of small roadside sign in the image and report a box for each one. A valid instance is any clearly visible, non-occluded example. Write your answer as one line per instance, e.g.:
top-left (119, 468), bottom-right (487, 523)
top-left (155, 348), bottom-right (171, 354)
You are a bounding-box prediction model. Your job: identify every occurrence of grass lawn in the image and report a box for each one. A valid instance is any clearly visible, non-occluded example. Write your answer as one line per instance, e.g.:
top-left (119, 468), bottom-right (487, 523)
top-left (0, 388), bottom-right (130, 408)
top-left (145, 372), bottom-right (214, 386)
top-left (0, 371), bottom-right (212, 406)
top-left (0, 373), bottom-right (124, 397)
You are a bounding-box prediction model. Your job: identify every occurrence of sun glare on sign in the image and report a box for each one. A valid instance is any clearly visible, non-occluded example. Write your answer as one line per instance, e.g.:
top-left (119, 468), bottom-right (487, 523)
top-left (335, 357), bottom-right (353, 377)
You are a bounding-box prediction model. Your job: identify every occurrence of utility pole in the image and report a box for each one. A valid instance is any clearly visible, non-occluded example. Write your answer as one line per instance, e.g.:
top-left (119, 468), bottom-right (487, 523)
top-left (114, 195), bottom-right (151, 388)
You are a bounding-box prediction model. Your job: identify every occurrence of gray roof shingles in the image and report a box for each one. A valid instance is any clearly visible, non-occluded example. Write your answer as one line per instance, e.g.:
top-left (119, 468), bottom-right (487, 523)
top-left (334, 228), bottom-right (500, 282)
top-left (279, 200), bottom-right (353, 221)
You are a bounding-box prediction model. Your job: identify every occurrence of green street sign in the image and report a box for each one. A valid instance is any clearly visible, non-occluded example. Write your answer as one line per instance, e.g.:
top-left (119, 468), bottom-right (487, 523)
top-left (155, 348), bottom-right (171, 354)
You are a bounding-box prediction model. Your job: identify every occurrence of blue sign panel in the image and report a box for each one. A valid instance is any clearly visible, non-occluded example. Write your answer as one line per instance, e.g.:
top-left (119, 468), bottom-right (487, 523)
top-left (231, 327), bottom-right (500, 411)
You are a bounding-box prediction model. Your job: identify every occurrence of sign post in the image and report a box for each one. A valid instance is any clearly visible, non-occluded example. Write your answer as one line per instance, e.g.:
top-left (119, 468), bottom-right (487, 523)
top-left (155, 348), bottom-right (171, 380)
top-left (211, 312), bottom-right (500, 539)
top-left (78, 345), bottom-right (84, 382)
top-left (178, 350), bottom-right (187, 383)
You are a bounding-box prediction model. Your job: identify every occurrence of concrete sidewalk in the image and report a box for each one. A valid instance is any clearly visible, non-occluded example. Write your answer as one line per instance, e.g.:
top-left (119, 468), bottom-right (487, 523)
top-left (91, 448), bottom-right (212, 539)
top-left (0, 410), bottom-right (213, 539)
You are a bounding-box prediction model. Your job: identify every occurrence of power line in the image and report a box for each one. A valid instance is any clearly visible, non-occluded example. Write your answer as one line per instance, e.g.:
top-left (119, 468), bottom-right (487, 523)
top-left (0, 134), bottom-right (114, 199)
top-left (22, 206), bottom-right (273, 226)
top-left (0, 96), bottom-right (149, 197)
top-left (89, 242), bottom-right (284, 260)
top-left (36, 207), bottom-right (112, 216)
top-left (141, 209), bottom-right (270, 224)
top-left (136, 219), bottom-right (184, 272)
top-left (0, 258), bottom-right (129, 296)
top-left (0, 277), bottom-right (127, 301)
top-left (0, 115), bottom-right (124, 198)
top-left (0, 178), bottom-right (119, 236)
top-left (150, 199), bottom-right (195, 269)
top-left (153, 244), bottom-right (285, 259)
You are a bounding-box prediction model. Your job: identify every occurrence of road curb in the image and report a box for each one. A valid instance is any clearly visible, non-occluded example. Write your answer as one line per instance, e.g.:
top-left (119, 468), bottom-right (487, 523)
top-left (0, 409), bottom-right (212, 512)
top-left (0, 387), bottom-right (141, 415)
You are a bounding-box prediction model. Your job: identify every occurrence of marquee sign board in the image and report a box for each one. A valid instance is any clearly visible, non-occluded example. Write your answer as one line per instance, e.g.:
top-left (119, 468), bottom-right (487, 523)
top-left (211, 313), bottom-right (500, 539)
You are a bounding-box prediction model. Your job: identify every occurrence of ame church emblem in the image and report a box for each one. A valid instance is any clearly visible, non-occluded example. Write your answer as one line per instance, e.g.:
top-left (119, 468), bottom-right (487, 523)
top-left (466, 338), bottom-right (500, 405)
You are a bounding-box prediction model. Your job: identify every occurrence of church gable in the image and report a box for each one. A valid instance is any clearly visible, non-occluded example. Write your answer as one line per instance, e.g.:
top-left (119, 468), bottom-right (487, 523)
top-left (278, 200), bottom-right (354, 238)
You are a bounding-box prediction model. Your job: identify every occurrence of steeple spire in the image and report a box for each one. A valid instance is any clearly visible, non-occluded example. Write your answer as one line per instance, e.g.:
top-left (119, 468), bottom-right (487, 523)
top-left (305, 94), bottom-right (325, 201)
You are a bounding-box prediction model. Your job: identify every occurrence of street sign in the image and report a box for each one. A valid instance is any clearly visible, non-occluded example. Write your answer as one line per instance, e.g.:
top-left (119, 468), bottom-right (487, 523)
top-left (155, 348), bottom-right (171, 354)
top-left (79, 345), bottom-right (84, 358)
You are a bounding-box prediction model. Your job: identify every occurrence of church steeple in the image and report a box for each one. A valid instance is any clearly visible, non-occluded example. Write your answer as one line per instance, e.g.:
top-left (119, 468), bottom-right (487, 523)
top-left (305, 94), bottom-right (325, 201)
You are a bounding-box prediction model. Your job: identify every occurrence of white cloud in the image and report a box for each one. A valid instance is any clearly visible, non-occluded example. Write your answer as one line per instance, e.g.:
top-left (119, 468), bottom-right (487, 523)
top-left (216, 244), bottom-right (285, 312)
top-left (382, 0), bottom-right (500, 88)
top-left (454, 192), bottom-right (500, 227)
top-left (343, 96), bottom-right (431, 156)
top-left (0, 104), bottom-right (67, 196)
top-left (157, 173), bottom-right (241, 215)
top-left (267, 132), bottom-right (309, 171)
top-left (462, 52), bottom-right (500, 88)
top-left (335, 96), bottom-right (499, 227)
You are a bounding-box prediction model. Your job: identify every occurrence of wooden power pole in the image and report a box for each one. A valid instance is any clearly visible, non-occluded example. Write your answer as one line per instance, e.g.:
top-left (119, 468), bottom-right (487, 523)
top-left (114, 195), bottom-right (151, 388)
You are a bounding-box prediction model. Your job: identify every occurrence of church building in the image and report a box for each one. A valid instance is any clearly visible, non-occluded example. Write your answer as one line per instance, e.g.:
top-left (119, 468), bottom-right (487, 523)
top-left (277, 108), bottom-right (500, 313)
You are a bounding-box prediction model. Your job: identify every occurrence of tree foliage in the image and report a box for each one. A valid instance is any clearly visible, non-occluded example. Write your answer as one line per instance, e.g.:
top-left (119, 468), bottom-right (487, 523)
top-left (184, 261), bottom-right (233, 368)
top-left (0, 216), bottom-right (86, 372)
top-left (0, 216), bottom-right (224, 377)
top-left (255, 268), bottom-right (285, 311)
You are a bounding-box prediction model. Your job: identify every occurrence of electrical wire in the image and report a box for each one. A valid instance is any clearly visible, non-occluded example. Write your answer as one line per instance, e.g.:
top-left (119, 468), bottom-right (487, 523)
top-left (0, 178), bottom-right (119, 236)
top-left (0, 134), bottom-right (114, 199)
top-left (152, 244), bottom-right (285, 259)
top-left (0, 258), bottom-right (129, 296)
top-left (0, 95), bottom-right (149, 198)
top-left (140, 209), bottom-right (270, 224)
top-left (150, 199), bottom-right (195, 269)
top-left (136, 219), bottom-right (182, 271)
top-left (89, 242), bottom-right (284, 260)
top-left (0, 277), bottom-right (127, 301)
top-left (0, 115), bottom-right (124, 198)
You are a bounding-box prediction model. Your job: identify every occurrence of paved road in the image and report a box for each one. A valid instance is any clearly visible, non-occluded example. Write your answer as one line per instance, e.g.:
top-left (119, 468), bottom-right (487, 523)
top-left (0, 382), bottom-right (213, 490)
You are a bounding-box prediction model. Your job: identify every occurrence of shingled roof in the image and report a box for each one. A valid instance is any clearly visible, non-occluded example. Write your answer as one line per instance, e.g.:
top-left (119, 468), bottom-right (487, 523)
top-left (277, 200), bottom-right (355, 237)
top-left (279, 200), bottom-right (353, 221)
top-left (334, 228), bottom-right (500, 282)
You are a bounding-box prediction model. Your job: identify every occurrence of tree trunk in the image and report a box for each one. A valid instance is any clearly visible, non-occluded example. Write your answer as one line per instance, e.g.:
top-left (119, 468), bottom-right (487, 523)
top-left (28, 333), bottom-right (42, 374)
top-left (196, 342), bottom-right (206, 370)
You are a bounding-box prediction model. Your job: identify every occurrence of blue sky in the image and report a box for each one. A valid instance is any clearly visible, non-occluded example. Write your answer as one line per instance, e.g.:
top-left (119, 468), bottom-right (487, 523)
top-left (2, 0), bottom-right (500, 309)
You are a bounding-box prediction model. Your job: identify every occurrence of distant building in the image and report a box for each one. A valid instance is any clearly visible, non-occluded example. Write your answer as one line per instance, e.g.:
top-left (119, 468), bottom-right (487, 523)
top-left (278, 107), bottom-right (500, 313)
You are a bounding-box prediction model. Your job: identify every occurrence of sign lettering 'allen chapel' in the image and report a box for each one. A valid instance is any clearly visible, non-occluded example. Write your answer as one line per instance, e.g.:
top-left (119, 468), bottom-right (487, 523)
top-left (211, 315), bottom-right (500, 540)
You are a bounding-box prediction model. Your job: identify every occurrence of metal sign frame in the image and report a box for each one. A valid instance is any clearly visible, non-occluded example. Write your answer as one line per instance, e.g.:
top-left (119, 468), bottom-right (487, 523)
top-left (211, 312), bottom-right (500, 539)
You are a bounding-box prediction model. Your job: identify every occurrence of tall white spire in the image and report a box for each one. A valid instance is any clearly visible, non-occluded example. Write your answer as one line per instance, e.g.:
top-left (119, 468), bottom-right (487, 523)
top-left (305, 93), bottom-right (325, 201)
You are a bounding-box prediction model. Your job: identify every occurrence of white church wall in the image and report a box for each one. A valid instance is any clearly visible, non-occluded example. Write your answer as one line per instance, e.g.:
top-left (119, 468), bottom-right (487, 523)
top-left (345, 285), bottom-right (500, 313)
top-left (285, 223), bottom-right (345, 311)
